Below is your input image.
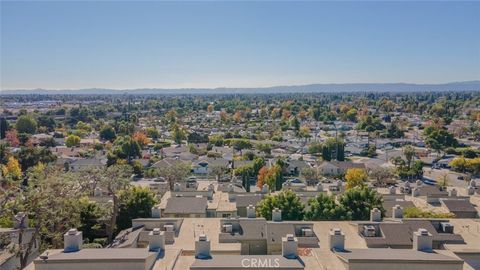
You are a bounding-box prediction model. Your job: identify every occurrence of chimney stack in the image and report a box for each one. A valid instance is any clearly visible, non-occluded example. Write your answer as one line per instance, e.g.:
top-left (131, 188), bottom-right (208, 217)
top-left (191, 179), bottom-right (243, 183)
top-left (316, 183), bottom-right (323, 192)
top-left (388, 186), bottom-right (396, 195)
top-left (148, 228), bottom-right (165, 252)
top-left (405, 182), bottom-right (411, 188)
top-left (173, 182), bottom-right (181, 192)
top-left (413, 228), bottom-right (433, 252)
top-left (412, 187), bottom-right (420, 197)
top-left (469, 180), bottom-right (476, 188)
top-left (449, 188), bottom-right (457, 197)
top-left (416, 180), bottom-right (422, 187)
top-left (329, 228), bottom-right (345, 251)
top-left (13, 212), bottom-right (28, 229)
top-left (467, 185), bottom-right (475, 195)
top-left (392, 205), bottom-right (403, 219)
top-left (64, 229), bottom-right (82, 253)
top-left (370, 208), bottom-right (381, 222)
top-left (272, 208), bottom-right (282, 222)
top-left (228, 184), bottom-right (234, 193)
top-left (151, 206), bottom-right (161, 218)
top-left (195, 234), bottom-right (211, 259)
top-left (208, 183), bottom-right (215, 192)
top-left (282, 234), bottom-right (298, 259)
top-left (93, 187), bottom-right (102, 197)
top-left (247, 205), bottom-right (256, 218)
top-left (262, 184), bottom-right (269, 194)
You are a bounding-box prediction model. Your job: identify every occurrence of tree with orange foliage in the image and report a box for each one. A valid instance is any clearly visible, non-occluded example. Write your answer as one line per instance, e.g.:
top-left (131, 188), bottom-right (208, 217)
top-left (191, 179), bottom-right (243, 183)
top-left (207, 104), bottom-right (214, 113)
top-left (133, 131), bottom-right (151, 148)
top-left (233, 111), bottom-right (242, 123)
top-left (5, 130), bottom-right (20, 147)
top-left (257, 166), bottom-right (269, 188)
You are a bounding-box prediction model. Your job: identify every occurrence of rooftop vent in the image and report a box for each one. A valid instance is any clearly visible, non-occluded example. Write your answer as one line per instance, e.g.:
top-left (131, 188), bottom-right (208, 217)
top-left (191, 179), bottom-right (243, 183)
top-left (363, 225), bottom-right (376, 237)
top-left (222, 224), bottom-right (233, 233)
top-left (440, 222), bottom-right (454, 234)
top-left (301, 228), bottom-right (313, 237)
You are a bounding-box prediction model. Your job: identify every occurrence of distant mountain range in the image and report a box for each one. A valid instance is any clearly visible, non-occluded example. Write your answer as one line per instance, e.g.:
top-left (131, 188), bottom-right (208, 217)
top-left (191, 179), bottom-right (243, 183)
top-left (2, 81), bottom-right (480, 95)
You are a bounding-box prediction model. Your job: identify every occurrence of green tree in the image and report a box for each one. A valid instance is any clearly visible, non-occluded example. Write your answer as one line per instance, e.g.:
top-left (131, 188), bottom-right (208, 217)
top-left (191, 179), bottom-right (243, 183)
top-left (154, 161), bottom-right (191, 190)
top-left (78, 197), bottom-right (104, 243)
top-left (256, 190), bottom-right (305, 220)
top-left (305, 193), bottom-right (348, 221)
top-left (403, 145), bottom-right (415, 169)
top-left (234, 164), bottom-right (254, 192)
top-left (114, 136), bottom-right (141, 161)
top-left (16, 115), bottom-right (38, 134)
top-left (100, 126), bottom-right (117, 142)
top-left (171, 124), bottom-right (186, 144)
top-left (15, 147), bottom-right (56, 172)
top-left (66, 134), bottom-right (81, 147)
top-left (339, 187), bottom-right (384, 220)
top-left (116, 186), bottom-right (157, 231)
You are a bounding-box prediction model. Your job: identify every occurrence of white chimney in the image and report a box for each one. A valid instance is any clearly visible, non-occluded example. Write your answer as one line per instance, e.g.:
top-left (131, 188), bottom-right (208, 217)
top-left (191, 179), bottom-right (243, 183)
top-left (208, 183), bottom-right (215, 192)
top-left (151, 206), bottom-right (161, 218)
top-left (13, 212), bottom-right (28, 229)
top-left (469, 180), bottom-right (476, 188)
top-left (163, 224), bottom-right (174, 232)
top-left (64, 228), bottom-right (82, 252)
top-left (195, 234), bottom-right (211, 259)
top-left (370, 208), bottom-right (381, 222)
top-left (449, 188), bottom-right (457, 197)
top-left (467, 185), bottom-right (475, 195)
top-left (392, 205), bottom-right (403, 219)
top-left (329, 228), bottom-right (345, 251)
top-left (173, 182), bottom-right (181, 192)
top-left (405, 182), bottom-right (411, 188)
top-left (222, 224), bottom-right (233, 233)
top-left (416, 180), bottom-right (422, 187)
top-left (148, 228), bottom-right (165, 252)
top-left (282, 234), bottom-right (298, 259)
top-left (336, 180), bottom-right (342, 188)
top-left (316, 183), bottom-right (323, 192)
top-left (93, 187), bottom-right (102, 197)
top-left (228, 184), bottom-right (234, 193)
top-left (388, 186), bottom-right (396, 195)
top-left (247, 204), bottom-right (256, 218)
top-left (412, 187), bottom-right (420, 197)
top-left (262, 184), bottom-right (269, 194)
top-left (413, 228), bottom-right (433, 252)
top-left (272, 208), bottom-right (282, 222)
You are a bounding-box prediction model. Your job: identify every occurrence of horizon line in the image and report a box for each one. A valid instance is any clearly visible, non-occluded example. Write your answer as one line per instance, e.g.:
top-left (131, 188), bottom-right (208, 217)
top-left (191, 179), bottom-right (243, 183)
top-left (3, 80), bottom-right (480, 92)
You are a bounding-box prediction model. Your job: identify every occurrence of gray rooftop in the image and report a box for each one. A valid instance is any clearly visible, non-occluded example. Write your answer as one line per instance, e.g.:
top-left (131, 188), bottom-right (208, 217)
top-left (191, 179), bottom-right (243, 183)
top-left (164, 197), bottom-right (208, 214)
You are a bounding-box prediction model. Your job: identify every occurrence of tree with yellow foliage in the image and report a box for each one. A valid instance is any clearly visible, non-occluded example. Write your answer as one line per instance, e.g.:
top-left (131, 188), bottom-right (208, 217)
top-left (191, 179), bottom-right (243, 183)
top-left (345, 168), bottom-right (368, 189)
top-left (2, 156), bottom-right (22, 180)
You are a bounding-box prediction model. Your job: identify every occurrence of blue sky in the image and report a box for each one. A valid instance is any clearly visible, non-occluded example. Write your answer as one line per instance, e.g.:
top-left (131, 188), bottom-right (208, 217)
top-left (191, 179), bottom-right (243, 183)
top-left (1, 1), bottom-right (479, 90)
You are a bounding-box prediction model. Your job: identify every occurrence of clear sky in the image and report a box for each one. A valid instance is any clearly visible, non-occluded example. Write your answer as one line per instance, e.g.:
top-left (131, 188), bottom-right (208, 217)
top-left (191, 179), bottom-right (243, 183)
top-left (1, 1), bottom-right (479, 90)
